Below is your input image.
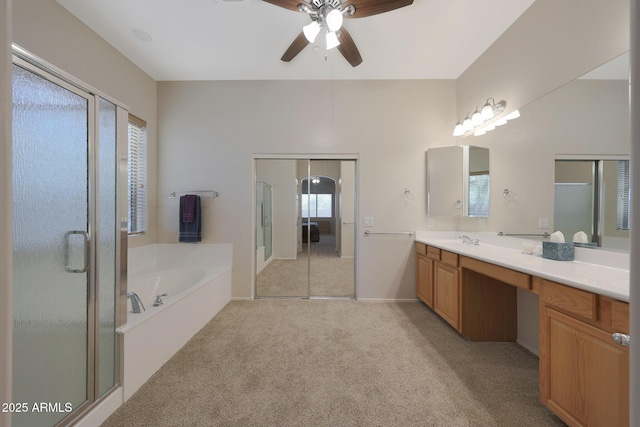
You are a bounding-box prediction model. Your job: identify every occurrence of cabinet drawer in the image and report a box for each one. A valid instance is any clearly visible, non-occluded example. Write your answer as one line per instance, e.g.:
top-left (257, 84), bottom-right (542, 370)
top-left (599, 296), bottom-right (630, 333)
top-left (440, 250), bottom-right (458, 267)
top-left (415, 242), bottom-right (426, 256)
top-left (611, 301), bottom-right (630, 333)
top-left (426, 246), bottom-right (441, 261)
top-left (541, 280), bottom-right (597, 321)
top-left (460, 256), bottom-right (530, 290)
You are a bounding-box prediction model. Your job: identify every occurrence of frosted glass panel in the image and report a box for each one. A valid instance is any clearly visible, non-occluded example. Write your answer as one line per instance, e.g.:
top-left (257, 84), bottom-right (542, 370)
top-left (98, 98), bottom-right (117, 397)
top-left (12, 64), bottom-right (89, 426)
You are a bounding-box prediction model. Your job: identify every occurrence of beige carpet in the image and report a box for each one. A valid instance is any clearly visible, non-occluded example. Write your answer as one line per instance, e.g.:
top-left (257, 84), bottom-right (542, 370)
top-left (102, 300), bottom-right (565, 427)
top-left (256, 234), bottom-right (355, 298)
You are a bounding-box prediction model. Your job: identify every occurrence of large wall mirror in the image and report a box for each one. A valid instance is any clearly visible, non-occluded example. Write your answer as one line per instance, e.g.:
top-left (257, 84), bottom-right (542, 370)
top-left (255, 158), bottom-right (356, 298)
top-left (465, 52), bottom-right (629, 251)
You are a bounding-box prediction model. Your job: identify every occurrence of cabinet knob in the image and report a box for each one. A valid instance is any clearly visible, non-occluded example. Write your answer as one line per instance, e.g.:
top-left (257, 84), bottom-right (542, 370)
top-left (611, 333), bottom-right (630, 347)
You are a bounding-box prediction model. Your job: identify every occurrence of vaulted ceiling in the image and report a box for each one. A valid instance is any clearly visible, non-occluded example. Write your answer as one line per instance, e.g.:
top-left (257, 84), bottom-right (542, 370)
top-left (57, 0), bottom-right (536, 81)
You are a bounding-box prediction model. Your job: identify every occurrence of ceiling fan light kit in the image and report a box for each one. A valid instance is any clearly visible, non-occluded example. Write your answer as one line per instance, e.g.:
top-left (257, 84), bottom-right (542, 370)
top-left (263, 0), bottom-right (414, 67)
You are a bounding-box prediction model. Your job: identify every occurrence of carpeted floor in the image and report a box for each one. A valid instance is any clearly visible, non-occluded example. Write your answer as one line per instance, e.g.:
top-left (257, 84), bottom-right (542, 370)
top-left (101, 300), bottom-right (565, 427)
top-left (256, 234), bottom-right (355, 298)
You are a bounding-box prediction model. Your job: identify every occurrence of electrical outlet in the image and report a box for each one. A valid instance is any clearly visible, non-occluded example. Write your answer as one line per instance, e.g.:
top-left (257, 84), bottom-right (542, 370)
top-left (427, 218), bottom-right (434, 228)
top-left (363, 217), bottom-right (374, 227)
top-left (479, 219), bottom-right (486, 229)
top-left (539, 218), bottom-right (550, 229)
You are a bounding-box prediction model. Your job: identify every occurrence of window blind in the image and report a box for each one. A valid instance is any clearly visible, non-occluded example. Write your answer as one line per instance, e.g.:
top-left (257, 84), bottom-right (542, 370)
top-left (617, 160), bottom-right (630, 231)
top-left (128, 115), bottom-right (147, 234)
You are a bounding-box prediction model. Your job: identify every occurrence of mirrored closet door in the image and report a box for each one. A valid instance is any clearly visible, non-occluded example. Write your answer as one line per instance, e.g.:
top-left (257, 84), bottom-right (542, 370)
top-left (255, 158), bottom-right (356, 298)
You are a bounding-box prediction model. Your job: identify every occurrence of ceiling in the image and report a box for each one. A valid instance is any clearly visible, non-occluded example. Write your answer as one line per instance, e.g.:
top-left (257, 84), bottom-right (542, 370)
top-left (57, 0), bottom-right (537, 82)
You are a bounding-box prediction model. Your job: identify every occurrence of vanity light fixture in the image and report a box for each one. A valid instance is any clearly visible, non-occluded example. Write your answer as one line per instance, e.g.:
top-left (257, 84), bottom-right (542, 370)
top-left (452, 98), bottom-right (520, 137)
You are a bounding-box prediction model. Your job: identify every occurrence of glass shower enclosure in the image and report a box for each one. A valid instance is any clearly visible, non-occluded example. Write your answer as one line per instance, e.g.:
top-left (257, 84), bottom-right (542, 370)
top-left (11, 48), bottom-right (126, 426)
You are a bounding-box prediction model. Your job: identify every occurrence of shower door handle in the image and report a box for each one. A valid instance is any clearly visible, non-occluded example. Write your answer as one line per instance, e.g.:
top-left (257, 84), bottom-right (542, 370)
top-left (64, 230), bottom-right (90, 273)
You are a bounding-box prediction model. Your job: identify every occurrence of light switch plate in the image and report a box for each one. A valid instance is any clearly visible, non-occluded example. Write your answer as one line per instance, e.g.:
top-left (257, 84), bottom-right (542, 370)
top-left (363, 217), bottom-right (374, 227)
top-left (539, 218), bottom-right (550, 229)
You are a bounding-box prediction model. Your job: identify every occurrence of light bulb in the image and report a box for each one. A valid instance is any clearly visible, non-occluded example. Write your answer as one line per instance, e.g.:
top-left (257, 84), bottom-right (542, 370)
top-left (326, 31), bottom-right (340, 50)
top-left (481, 101), bottom-right (494, 120)
top-left (462, 116), bottom-right (473, 131)
top-left (303, 21), bottom-right (321, 43)
top-left (325, 9), bottom-right (343, 32)
top-left (452, 123), bottom-right (464, 136)
top-left (471, 110), bottom-right (483, 126)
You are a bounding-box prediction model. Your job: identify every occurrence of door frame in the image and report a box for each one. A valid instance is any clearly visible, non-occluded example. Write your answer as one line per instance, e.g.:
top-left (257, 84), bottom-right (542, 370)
top-left (252, 154), bottom-right (359, 300)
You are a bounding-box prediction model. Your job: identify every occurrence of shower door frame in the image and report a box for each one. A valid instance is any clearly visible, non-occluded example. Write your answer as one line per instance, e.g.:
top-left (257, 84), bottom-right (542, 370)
top-left (11, 45), bottom-right (128, 426)
top-left (253, 154), bottom-right (359, 300)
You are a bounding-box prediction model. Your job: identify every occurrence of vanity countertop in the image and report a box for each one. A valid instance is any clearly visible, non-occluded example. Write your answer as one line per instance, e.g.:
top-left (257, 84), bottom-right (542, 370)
top-left (415, 231), bottom-right (630, 302)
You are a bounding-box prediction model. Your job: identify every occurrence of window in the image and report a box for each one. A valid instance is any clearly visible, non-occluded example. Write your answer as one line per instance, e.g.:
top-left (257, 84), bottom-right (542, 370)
top-left (301, 194), bottom-right (333, 218)
top-left (617, 160), bottom-right (630, 231)
top-left (128, 115), bottom-right (147, 234)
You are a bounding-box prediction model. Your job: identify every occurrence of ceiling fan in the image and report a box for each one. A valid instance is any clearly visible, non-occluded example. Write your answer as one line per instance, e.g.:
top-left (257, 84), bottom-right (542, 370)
top-left (263, 0), bottom-right (414, 67)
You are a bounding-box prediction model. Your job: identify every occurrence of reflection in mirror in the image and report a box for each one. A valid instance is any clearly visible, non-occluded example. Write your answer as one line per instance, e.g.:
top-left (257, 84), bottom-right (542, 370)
top-left (469, 52), bottom-right (630, 249)
top-left (467, 146), bottom-right (490, 217)
top-left (427, 145), bottom-right (489, 217)
top-left (255, 158), bottom-right (356, 298)
top-left (555, 158), bottom-right (630, 250)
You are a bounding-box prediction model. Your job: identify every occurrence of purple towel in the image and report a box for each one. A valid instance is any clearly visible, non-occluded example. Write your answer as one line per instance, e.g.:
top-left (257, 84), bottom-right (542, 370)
top-left (179, 195), bottom-right (202, 243)
top-left (182, 194), bottom-right (197, 223)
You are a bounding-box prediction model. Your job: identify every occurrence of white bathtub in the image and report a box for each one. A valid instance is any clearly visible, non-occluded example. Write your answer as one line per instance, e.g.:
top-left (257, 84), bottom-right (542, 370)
top-left (117, 243), bottom-right (232, 401)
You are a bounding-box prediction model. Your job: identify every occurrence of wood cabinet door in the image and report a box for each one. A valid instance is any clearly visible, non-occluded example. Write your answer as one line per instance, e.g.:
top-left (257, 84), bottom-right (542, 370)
top-left (416, 255), bottom-right (433, 307)
top-left (540, 306), bottom-right (629, 427)
top-left (433, 262), bottom-right (460, 331)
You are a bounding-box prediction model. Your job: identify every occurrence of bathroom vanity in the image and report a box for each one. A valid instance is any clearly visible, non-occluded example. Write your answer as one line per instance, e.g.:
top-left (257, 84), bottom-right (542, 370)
top-left (415, 233), bottom-right (630, 427)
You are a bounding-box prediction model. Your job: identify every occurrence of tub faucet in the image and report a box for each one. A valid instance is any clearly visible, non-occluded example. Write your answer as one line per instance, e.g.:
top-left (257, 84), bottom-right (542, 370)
top-left (128, 292), bottom-right (145, 313)
top-left (153, 293), bottom-right (168, 307)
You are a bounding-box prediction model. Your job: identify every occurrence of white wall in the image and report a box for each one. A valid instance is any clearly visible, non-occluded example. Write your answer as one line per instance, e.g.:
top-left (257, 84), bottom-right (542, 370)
top-left (156, 80), bottom-right (458, 299)
top-left (13, 0), bottom-right (158, 248)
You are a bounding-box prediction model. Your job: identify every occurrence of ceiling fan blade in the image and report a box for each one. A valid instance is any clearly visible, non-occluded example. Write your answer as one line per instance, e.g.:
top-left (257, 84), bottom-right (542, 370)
top-left (336, 28), bottom-right (363, 67)
top-left (343, 0), bottom-right (413, 18)
top-left (262, 0), bottom-right (312, 13)
top-left (281, 32), bottom-right (310, 62)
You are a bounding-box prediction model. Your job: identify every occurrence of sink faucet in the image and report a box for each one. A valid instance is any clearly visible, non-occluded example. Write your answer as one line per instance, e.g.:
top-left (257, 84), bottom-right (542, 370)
top-left (460, 235), bottom-right (473, 244)
top-left (153, 293), bottom-right (168, 307)
top-left (459, 235), bottom-right (480, 245)
top-left (128, 292), bottom-right (145, 313)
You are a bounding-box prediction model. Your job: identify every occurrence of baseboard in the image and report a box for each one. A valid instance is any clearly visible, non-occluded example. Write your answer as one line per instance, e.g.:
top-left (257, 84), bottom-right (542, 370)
top-left (356, 298), bottom-right (419, 303)
top-left (72, 387), bottom-right (123, 427)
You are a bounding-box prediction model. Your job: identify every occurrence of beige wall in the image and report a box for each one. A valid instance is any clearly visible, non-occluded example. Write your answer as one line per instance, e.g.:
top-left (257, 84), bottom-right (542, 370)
top-left (156, 80), bottom-right (457, 299)
top-left (457, 0), bottom-right (629, 119)
top-left (13, 0), bottom-right (158, 247)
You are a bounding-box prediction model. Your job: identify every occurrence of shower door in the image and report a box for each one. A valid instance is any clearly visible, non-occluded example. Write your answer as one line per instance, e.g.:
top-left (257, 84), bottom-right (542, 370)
top-left (12, 57), bottom-right (119, 426)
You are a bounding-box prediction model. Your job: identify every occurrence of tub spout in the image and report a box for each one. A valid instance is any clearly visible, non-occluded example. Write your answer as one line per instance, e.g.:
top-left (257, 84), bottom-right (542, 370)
top-left (128, 292), bottom-right (145, 313)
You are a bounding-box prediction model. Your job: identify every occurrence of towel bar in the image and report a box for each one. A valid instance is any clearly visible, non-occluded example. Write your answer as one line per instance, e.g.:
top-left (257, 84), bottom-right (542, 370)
top-left (498, 231), bottom-right (550, 238)
top-left (364, 230), bottom-right (415, 237)
top-left (168, 190), bottom-right (218, 199)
